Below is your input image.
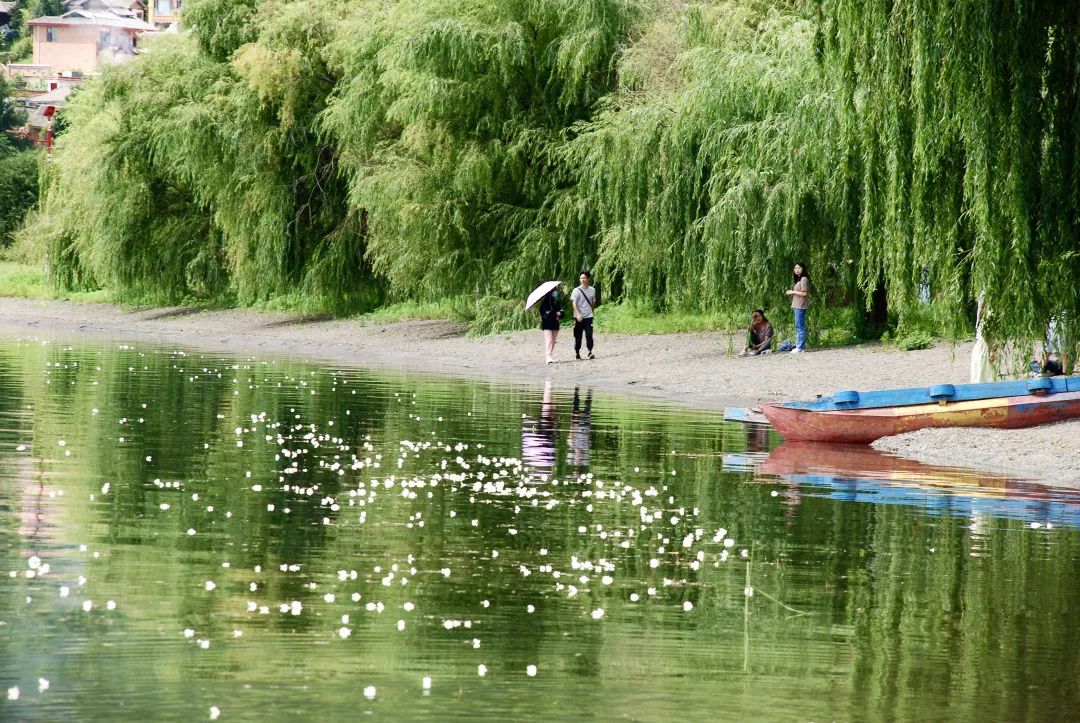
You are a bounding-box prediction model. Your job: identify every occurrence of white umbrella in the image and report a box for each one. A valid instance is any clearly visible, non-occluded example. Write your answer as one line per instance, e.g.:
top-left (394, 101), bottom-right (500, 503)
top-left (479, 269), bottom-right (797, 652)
top-left (525, 280), bottom-right (561, 311)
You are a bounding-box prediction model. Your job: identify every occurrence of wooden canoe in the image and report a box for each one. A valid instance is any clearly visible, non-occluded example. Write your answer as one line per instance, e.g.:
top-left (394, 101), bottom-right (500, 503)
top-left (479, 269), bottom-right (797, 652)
top-left (759, 374), bottom-right (1080, 444)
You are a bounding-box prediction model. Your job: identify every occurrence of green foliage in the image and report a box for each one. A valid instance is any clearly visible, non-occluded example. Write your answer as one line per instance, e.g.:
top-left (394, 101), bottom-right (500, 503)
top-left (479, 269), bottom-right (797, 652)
top-left (594, 300), bottom-right (737, 334)
top-left (19, 0), bottom-right (1080, 344)
top-left (565, 1), bottom-right (855, 313)
top-left (0, 148), bottom-right (39, 245)
top-left (0, 0), bottom-right (63, 61)
top-left (895, 331), bottom-right (933, 352)
top-left (819, 0), bottom-right (1080, 350)
top-left (24, 7), bottom-right (372, 310)
top-left (0, 260), bottom-right (109, 300)
top-left (471, 293), bottom-right (548, 336)
top-left (182, 0), bottom-right (260, 62)
top-left (322, 0), bottom-right (645, 303)
top-left (0, 260), bottom-right (45, 296)
top-left (0, 76), bottom-right (25, 134)
top-left (0, 79), bottom-right (38, 246)
top-left (358, 296), bottom-right (475, 324)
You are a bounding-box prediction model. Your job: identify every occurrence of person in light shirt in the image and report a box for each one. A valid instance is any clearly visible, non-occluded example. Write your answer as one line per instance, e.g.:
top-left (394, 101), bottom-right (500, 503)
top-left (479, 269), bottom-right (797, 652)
top-left (784, 262), bottom-right (810, 353)
top-left (571, 270), bottom-right (598, 360)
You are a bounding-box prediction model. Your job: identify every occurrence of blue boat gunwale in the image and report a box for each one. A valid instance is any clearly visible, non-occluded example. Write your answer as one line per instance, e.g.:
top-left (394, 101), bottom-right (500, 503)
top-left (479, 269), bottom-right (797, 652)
top-left (780, 374), bottom-right (1080, 412)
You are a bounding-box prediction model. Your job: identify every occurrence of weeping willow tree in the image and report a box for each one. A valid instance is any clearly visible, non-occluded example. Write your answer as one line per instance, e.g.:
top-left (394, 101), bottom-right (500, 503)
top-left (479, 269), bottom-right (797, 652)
top-left (819, 0), bottom-right (1080, 349)
top-left (22, 0), bottom-right (370, 308)
top-left (563, 1), bottom-right (856, 314)
top-left (321, 0), bottom-right (645, 310)
top-left (25, 0), bottom-right (643, 317)
top-left (28, 0), bottom-right (1077, 343)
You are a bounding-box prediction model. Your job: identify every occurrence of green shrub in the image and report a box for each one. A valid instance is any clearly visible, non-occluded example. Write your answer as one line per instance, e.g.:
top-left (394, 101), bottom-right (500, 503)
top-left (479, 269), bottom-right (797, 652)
top-left (470, 295), bottom-right (532, 336)
top-left (0, 149), bottom-right (39, 245)
top-left (896, 331), bottom-right (934, 351)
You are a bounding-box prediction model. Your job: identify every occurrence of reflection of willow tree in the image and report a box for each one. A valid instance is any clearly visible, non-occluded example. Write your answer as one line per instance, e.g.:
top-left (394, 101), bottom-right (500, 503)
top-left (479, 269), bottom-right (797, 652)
top-left (0, 352), bottom-right (30, 633)
top-left (7, 345), bottom-right (1080, 717)
top-left (842, 505), bottom-right (1080, 720)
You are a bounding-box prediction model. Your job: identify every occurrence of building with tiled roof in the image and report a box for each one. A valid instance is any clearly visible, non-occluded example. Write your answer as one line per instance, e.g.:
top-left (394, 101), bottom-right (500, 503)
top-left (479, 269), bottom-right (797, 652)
top-left (26, 9), bottom-right (154, 75)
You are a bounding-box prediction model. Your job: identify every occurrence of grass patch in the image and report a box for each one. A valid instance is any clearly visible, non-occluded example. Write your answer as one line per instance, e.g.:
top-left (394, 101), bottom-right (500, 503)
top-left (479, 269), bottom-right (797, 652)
top-left (0, 261), bottom-right (47, 298)
top-left (896, 330), bottom-right (934, 351)
top-left (593, 303), bottom-right (868, 349)
top-left (0, 260), bottom-right (110, 302)
top-left (358, 296), bottom-right (475, 325)
top-left (595, 301), bottom-right (739, 334)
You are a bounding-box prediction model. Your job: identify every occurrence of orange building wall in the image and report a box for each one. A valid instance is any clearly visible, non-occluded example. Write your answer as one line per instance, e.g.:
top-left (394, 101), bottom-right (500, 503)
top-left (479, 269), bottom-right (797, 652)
top-left (31, 25), bottom-right (141, 74)
top-left (32, 25), bottom-right (99, 73)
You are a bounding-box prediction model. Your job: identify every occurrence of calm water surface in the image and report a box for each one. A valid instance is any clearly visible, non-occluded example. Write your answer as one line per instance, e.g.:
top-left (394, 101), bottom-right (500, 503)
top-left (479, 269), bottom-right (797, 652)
top-left (2, 338), bottom-right (1079, 721)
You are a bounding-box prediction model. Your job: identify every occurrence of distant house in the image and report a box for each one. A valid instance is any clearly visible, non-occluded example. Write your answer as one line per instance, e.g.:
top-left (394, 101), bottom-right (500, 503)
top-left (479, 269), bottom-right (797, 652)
top-left (27, 9), bottom-right (154, 76)
top-left (65, 0), bottom-right (146, 19)
top-left (148, 0), bottom-right (180, 30)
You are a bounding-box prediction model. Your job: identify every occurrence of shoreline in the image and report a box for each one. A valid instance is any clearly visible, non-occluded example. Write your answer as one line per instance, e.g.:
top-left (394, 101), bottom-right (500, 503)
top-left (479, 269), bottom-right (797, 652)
top-left (0, 297), bottom-right (1075, 484)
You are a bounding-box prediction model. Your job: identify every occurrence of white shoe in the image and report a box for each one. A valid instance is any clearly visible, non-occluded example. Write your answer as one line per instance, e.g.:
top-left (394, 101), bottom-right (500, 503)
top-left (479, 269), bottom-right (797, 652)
top-left (790, 347), bottom-right (803, 354)
top-left (546, 357), bottom-right (554, 364)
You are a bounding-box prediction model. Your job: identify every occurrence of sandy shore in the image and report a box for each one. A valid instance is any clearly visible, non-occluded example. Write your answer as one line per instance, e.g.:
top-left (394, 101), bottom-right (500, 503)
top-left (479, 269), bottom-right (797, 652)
top-left (872, 423), bottom-right (1080, 483)
top-left (0, 297), bottom-right (1075, 483)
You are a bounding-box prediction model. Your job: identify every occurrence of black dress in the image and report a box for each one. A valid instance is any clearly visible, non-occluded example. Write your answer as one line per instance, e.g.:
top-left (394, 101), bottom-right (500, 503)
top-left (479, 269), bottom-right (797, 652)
top-left (539, 293), bottom-right (562, 331)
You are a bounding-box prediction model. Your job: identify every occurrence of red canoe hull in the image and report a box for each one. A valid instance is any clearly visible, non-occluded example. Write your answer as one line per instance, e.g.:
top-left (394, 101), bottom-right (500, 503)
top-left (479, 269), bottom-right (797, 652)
top-left (759, 391), bottom-right (1080, 444)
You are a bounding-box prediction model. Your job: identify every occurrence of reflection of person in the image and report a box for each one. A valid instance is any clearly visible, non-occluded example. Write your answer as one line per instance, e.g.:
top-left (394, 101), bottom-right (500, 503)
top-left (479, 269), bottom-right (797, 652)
top-left (745, 423), bottom-right (770, 454)
top-left (739, 310), bottom-right (773, 357)
top-left (784, 263), bottom-right (810, 353)
top-left (568, 387), bottom-right (593, 470)
top-left (539, 288), bottom-right (563, 364)
top-left (571, 271), bottom-right (597, 360)
top-left (521, 380), bottom-right (558, 479)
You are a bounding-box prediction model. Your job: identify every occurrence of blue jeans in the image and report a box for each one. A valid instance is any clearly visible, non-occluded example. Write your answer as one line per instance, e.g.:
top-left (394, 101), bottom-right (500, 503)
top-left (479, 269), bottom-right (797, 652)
top-left (793, 308), bottom-right (807, 350)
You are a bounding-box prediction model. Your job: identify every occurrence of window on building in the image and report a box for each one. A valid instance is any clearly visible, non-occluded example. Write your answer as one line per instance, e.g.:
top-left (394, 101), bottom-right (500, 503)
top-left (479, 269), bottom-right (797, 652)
top-left (155, 0), bottom-right (171, 15)
top-left (46, 27), bottom-right (57, 42)
top-left (100, 28), bottom-right (112, 46)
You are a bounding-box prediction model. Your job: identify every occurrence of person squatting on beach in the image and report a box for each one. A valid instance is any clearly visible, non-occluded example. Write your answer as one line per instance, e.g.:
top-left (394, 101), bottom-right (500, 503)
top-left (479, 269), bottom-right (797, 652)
top-left (1031, 317), bottom-right (1071, 376)
top-left (739, 309), bottom-right (773, 356)
top-left (539, 287), bottom-right (563, 364)
top-left (571, 271), bottom-right (598, 360)
top-left (785, 262), bottom-right (810, 353)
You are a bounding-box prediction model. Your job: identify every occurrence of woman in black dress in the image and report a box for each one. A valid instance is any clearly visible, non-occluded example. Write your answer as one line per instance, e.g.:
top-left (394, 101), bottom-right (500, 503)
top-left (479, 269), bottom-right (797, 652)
top-left (539, 288), bottom-right (563, 363)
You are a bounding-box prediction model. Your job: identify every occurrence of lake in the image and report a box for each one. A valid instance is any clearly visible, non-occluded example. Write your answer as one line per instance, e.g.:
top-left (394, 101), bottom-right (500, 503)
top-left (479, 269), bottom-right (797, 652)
top-left (2, 337), bottom-right (1079, 720)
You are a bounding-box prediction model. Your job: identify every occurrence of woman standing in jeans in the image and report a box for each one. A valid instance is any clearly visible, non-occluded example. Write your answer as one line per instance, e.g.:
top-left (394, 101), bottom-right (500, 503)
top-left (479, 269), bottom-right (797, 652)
top-left (785, 263), bottom-right (810, 353)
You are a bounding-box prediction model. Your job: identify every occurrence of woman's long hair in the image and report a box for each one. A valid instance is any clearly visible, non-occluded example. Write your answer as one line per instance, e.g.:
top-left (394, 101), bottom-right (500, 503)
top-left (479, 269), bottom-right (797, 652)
top-left (792, 263), bottom-right (809, 286)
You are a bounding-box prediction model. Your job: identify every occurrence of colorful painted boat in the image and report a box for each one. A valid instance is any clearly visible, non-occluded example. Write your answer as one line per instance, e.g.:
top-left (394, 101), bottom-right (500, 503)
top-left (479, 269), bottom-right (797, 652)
top-left (759, 374), bottom-right (1080, 444)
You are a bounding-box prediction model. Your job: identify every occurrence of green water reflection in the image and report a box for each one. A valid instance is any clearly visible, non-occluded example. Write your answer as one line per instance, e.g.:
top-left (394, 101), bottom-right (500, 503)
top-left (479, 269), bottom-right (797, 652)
top-left (1, 339), bottom-right (1079, 721)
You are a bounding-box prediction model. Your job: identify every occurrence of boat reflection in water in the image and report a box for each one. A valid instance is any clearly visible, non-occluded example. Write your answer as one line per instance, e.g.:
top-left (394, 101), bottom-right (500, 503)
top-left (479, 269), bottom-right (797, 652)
top-left (728, 436), bottom-right (1080, 529)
